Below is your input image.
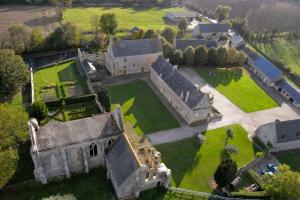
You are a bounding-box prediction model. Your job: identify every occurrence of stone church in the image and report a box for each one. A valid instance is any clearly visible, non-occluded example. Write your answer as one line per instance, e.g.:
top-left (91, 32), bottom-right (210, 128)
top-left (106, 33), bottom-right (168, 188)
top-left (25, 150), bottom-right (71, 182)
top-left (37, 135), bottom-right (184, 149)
top-left (29, 106), bottom-right (171, 199)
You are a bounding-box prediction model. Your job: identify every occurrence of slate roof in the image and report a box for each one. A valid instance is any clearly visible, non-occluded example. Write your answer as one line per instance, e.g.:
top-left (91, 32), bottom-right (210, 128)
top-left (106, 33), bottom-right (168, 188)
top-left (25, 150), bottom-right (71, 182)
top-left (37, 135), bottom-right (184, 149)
top-left (175, 39), bottom-right (217, 51)
top-left (35, 108), bottom-right (123, 151)
top-left (277, 80), bottom-right (300, 104)
top-left (166, 12), bottom-right (197, 19)
top-left (243, 47), bottom-right (282, 81)
top-left (129, 26), bottom-right (140, 33)
top-left (106, 134), bottom-right (139, 187)
top-left (152, 56), bottom-right (206, 110)
top-left (111, 38), bottom-right (162, 58)
top-left (196, 23), bottom-right (229, 33)
top-left (275, 119), bottom-right (300, 143)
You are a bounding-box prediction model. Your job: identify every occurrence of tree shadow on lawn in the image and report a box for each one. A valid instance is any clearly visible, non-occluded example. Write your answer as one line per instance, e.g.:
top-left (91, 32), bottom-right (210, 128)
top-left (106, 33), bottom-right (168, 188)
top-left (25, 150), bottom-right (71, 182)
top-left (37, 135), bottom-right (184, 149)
top-left (58, 62), bottom-right (79, 83)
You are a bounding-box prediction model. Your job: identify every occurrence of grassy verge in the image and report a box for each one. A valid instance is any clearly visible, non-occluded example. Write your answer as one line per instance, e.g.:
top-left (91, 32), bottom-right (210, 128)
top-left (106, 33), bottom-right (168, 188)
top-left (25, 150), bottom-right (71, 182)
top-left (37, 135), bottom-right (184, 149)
top-left (195, 67), bottom-right (278, 112)
top-left (108, 80), bottom-right (179, 136)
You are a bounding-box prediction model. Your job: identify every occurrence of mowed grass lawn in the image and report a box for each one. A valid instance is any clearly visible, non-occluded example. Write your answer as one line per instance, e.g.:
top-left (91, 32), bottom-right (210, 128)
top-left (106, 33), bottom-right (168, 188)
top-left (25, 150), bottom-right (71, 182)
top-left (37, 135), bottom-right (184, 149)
top-left (141, 124), bottom-right (256, 197)
top-left (195, 67), bottom-right (278, 112)
top-left (275, 150), bottom-right (300, 172)
top-left (63, 6), bottom-right (186, 32)
top-left (108, 80), bottom-right (179, 136)
top-left (255, 39), bottom-right (300, 75)
top-left (33, 61), bottom-right (88, 101)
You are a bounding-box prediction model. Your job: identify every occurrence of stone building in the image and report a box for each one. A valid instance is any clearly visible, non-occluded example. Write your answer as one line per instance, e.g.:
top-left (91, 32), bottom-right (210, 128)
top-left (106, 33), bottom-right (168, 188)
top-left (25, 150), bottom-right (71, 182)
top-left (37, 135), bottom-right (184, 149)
top-left (164, 12), bottom-right (197, 23)
top-left (192, 23), bottom-right (229, 39)
top-left (255, 119), bottom-right (300, 152)
top-left (174, 39), bottom-right (217, 51)
top-left (105, 38), bottom-right (163, 76)
top-left (29, 107), bottom-right (171, 199)
top-left (150, 56), bottom-right (213, 125)
top-left (78, 48), bottom-right (98, 79)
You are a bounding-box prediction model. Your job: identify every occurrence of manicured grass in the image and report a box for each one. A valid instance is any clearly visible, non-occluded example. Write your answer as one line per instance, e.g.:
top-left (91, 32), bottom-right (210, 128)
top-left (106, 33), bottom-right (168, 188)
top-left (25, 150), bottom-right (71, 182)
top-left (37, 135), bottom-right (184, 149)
top-left (0, 168), bottom-right (114, 200)
top-left (195, 67), bottom-right (278, 112)
top-left (63, 6), bottom-right (186, 32)
top-left (275, 150), bottom-right (300, 172)
top-left (33, 61), bottom-right (88, 101)
top-left (108, 80), bottom-right (179, 136)
top-left (151, 125), bottom-right (257, 195)
top-left (254, 39), bottom-right (300, 75)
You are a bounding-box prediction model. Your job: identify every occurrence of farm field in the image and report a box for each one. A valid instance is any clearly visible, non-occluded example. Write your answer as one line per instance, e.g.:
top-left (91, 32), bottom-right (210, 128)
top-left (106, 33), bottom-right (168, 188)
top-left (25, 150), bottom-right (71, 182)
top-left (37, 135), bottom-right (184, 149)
top-left (254, 39), bottom-right (300, 76)
top-left (195, 67), bottom-right (279, 112)
top-left (63, 6), bottom-right (186, 32)
top-left (0, 6), bottom-right (59, 36)
top-left (33, 61), bottom-right (89, 102)
top-left (108, 80), bottom-right (180, 136)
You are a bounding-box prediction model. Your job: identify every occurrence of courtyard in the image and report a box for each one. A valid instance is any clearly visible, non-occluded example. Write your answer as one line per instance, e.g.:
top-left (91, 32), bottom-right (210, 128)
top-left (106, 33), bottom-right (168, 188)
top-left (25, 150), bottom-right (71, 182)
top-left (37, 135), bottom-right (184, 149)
top-left (108, 80), bottom-right (180, 136)
top-left (195, 67), bottom-right (279, 113)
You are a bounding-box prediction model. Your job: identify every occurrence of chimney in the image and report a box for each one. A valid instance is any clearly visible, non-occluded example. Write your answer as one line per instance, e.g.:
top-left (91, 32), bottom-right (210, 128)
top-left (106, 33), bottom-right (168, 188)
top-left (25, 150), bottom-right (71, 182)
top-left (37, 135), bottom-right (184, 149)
top-left (185, 91), bottom-right (190, 103)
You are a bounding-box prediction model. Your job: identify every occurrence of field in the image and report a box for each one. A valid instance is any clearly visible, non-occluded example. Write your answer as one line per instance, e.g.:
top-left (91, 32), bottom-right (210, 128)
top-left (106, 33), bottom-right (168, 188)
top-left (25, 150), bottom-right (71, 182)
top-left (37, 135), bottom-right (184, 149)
top-left (0, 6), bottom-right (59, 36)
top-left (33, 61), bottom-right (89, 102)
top-left (108, 80), bottom-right (179, 136)
top-left (254, 39), bottom-right (300, 76)
top-left (63, 6), bottom-right (186, 32)
top-left (195, 67), bottom-right (278, 112)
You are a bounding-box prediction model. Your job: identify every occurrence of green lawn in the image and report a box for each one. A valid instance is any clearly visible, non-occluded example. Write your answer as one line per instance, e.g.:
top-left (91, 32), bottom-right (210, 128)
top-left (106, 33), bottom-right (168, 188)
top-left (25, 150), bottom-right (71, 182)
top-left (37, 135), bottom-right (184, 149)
top-left (275, 150), bottom-right (300, 172)
top-left (33, 61), bottom-right (88, 101)
top-left (63, 6), bottom-right (186, 32)
top-left (108, 80), bottom-right (179, 136)
top-left (254, 39), bottom-right (300, 75)
top-left (195, 67), bottom-right (278, 112)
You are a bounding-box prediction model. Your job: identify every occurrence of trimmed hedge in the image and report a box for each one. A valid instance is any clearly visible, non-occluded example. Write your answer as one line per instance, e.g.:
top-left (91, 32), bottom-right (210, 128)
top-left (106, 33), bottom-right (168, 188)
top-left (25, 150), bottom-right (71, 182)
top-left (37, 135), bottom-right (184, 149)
top-left (231, 190), bottom-right (270, 199)
top-left (45, 94), bottom-right (96, 109)
top-left (247, 169), bottom-right (265, 189)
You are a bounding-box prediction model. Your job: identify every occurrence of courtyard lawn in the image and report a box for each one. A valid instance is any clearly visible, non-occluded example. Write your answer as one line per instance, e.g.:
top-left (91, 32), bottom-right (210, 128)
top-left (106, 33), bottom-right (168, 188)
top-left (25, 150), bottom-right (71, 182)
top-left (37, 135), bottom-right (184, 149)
top-left (33, 61), bottom-right (88, 101)
top-left (63, 6), bottom-right (186, 32)
top-left (254, 39), bottom-right (300, 76)
top-left (154, 124), bottom-right (257, 194)
top-left (195, 67), bottom-right (278, 112)
top-left (275, 150), bottom-right (300, 172)
top-left (108, 80), bottom-right (179, 136)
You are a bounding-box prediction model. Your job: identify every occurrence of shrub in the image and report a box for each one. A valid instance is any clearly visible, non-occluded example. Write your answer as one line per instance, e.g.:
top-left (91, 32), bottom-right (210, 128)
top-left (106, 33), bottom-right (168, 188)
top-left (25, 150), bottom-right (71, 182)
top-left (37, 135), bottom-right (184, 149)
top-left (64, 94), bottom-right (96, 104)
top-left (231, 190), bottom-right (269, 198)
top-left (194, 45), bottom-right (208, 65)
top-left (208, 47), bottom-right (218, 65)
top-left (247, 169), bottom-right (265, 189)
top-left (255, 152), bottom-right (264, 158)
top-left (45, 99), bottom-right (63, 109)
top-left (163, 42), bottom-right (174, 59)
top-left (183, 46), bottom-right (195, 65)
top-left (31, 101), bottom-right (48, 122)
top-left (216, 46), bottom-right (229, 66)
top-left (171, 49), bottom-right (183, 65)
top-left (161, 27), bottom-right (176, 43)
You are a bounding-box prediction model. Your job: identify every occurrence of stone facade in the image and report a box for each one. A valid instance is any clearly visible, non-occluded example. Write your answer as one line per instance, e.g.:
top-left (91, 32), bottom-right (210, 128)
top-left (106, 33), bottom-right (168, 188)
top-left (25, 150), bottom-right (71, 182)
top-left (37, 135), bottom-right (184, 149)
top-left (105, 38), bottom-right (163, 76)
top-left (192, 24), bottom-right (229, 40)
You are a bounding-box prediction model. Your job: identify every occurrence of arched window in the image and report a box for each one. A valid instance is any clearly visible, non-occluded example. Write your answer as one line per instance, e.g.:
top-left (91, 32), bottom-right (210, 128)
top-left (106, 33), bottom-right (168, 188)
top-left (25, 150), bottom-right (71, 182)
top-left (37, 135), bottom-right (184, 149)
top-left (108, 138), bottom-right (115, 146)
top-left (89, 143), bottom-right (98, 157)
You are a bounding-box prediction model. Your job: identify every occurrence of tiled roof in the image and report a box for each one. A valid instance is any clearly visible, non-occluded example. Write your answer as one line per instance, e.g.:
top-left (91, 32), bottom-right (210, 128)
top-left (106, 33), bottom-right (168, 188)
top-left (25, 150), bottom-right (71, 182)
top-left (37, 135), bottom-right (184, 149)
top-left (196, 23), bottom-right (229, 33)
top-left (152, 56), bottom-right (206, 110)
top-left (275, 119), bottom-right (300, 143)
top-left (175, 39), bottom-right (217, 51)
top-left (111, 38), bottom-right (162, 57)
top-left (277, 80), bottom-right (300, 104)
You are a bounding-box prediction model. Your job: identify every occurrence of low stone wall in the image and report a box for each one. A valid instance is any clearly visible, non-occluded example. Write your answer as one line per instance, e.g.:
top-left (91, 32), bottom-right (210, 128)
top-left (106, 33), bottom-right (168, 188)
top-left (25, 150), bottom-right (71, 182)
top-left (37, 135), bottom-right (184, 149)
top-left (30, 67), bottom-right (34, 103)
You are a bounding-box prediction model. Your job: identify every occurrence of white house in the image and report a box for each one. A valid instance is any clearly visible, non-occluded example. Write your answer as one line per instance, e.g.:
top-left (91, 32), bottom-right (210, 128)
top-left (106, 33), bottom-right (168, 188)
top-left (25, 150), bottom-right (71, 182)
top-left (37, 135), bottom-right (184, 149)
top-left (105, 38), bottom-right (163, 76)
top-left (150, 56), bottom-right (213, 126)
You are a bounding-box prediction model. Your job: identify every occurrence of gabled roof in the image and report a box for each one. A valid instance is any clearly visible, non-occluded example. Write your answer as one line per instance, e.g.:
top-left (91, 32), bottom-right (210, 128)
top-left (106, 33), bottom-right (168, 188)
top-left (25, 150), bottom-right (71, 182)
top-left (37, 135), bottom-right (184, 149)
top-left (196, 23), bottom-right (229, 33)
top-left (111, 38), bottom-right (162, 58)
top-left (35, 107), bottom-right (123, 151)
top-left (277, 80), bottom-right (300, 104)
top-left (106, 134), bottom-right (139, 187)
top-left (152, 56), bottom-right (207, 110)
top-left (275, 119), bottom-right (300, 143)
top-left (166, 12), bottom-right (197, 18)
top-left (175, 39), bottom-right (217, 51)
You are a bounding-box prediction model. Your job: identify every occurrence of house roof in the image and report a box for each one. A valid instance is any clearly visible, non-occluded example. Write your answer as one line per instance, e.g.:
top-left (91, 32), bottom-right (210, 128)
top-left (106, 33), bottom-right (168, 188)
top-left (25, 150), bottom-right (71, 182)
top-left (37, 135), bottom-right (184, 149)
top-left (106, 134), bottom-right (139, 187)
top-left (243, 47), bottom-right (282, 81)
top-left (166, 12), bottom-right (197, 19)
top-left (152, 56), bottom-right (207, 110)
top-left (196, 23), bottom-right (229, 33)
top-left (129, 26), bottom-right (140, 33)
top-left (111, 38), bottom-right (162, 58)
top-left (35, 107), bottom-right (123, 151)
top-left (277, 80), bottom-right (300, 104)
top-left (275, 119), bottom-right (300, 143)
top-left (175, 39), bottom-right (217, 51)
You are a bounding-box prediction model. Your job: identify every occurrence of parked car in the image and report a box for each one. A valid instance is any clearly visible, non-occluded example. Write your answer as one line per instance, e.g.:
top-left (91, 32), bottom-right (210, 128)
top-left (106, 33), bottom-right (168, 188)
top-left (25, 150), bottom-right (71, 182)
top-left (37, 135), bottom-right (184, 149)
top-left (260, 169), bottom-right (273, 176)
top-left (267, 164), bottom-right (278, 173)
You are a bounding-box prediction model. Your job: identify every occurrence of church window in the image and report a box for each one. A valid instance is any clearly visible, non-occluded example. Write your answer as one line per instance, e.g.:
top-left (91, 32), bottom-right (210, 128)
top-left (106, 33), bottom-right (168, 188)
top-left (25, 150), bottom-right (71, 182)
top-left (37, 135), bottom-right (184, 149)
top-left (108, 138), bottom-right (115, 146)
top-left (89, 143), bottom-right (98, 157)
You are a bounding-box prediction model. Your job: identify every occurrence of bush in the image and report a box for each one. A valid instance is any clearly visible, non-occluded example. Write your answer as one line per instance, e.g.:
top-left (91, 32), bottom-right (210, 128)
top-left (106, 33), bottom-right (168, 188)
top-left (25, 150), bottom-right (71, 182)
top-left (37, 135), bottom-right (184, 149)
top-left (208, 47), bottom-right (218, 65)
top-left (45, 99), bottom-right (63, 109)
top-left (171, 49), bottom-right (183, 65)
top-left (64, 94), bottom-right (96, 104)
top-left (216, 46), bottom-right (229, 66)
top-left (194, 45), bottom-right (208, 65)
top-left (161, 27), bottom-right (176, 43)
top-left (183, 46), bottom-right (195, 65)
top-left (163, 42), bottom-right (174, 59)
top-left (30, 101), bottom-right (48, 122)
top-left (231, 190), bottom-right (269, 198)
top-left (247, 169), bottom-right (265, 189)
top-left (255, 152), bottom-right (264, 158)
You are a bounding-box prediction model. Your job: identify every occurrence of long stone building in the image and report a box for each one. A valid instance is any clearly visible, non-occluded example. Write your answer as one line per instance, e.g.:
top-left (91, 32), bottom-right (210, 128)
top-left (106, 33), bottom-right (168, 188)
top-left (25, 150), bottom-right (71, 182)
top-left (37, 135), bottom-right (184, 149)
top-left (29, 107), bottom-right (171, 199)
top-left (150, 56), bottom-right (213, 125)
top-left (192, 23), bottom-right (229, 39)
top-left (105, 38), bottom-right (163, 76)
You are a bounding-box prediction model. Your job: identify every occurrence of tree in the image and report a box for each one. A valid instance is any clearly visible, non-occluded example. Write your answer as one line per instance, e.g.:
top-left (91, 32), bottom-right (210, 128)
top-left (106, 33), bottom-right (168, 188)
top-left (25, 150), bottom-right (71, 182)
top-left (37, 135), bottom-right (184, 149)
top-left (30, 101), bottom-right (48, 122)
top-left (208, 47), bottom-right (218, 65)
top-left (161, 27), bottom-right (176, 43)
top-left (0, 104), bottom-right (28, 150)
top-left (264, 164), bottom-right (300, 200)
top-left (183, 46), bottom-right (195, 65)
top-left (214, 158), bottom-right (237, 188)
top-left (163, 42), bottom-right (174, 59)
top-left (216, 47), bottom-right (229, 66)
top-left (178, 18), bottom-right (188, 32)
top-left (171, 49), bottom-right (183, 65)
top-left (29, 28), bottom-right (44, 52)
top-left (0, 49), bottom-right (29, 102)
top-left (90, 15), bottom-right (100, 34)
top-left (234, 51), bottom-right (246, 65)
top-left (228, 48), bottom-right (237, 64)
top-left (98, 89), bottom-right (111, 112)
top-left (144, 29), bottom-right (158, 39)
top-left (100, 13), bottom-right (118, 36)
top-left (194, 45), bottom-right (208, 65)
top-left (215, 5), bottom-right (232, 22)
top-left (8, 24), bottom-right (31, 53)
